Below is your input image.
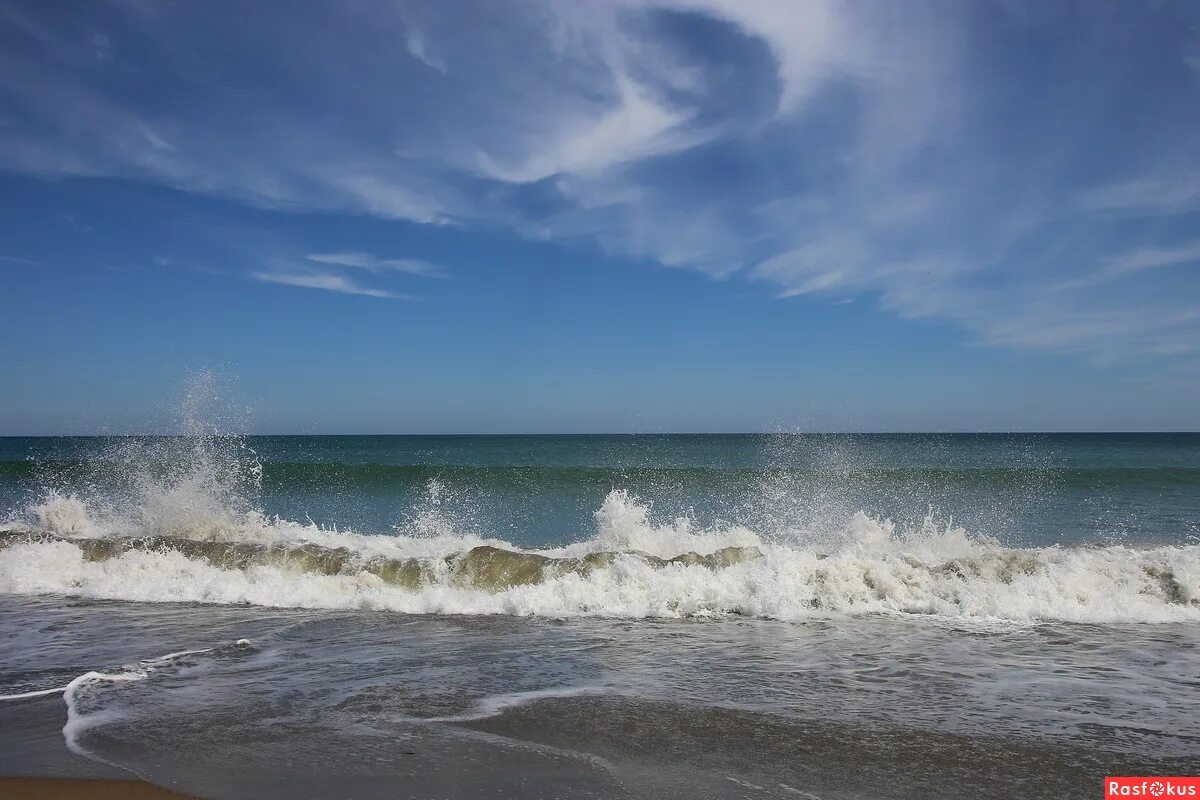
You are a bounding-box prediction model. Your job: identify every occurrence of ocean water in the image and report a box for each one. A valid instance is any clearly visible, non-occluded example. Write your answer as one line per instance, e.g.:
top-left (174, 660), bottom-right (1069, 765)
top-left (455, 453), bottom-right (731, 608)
top-left (1, 432), bottom-right (1198, 798)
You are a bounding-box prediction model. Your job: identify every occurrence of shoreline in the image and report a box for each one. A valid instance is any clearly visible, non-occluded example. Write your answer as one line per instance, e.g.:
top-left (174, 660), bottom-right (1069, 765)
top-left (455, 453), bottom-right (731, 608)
top-left (0, 696), bottom-right (194, 799)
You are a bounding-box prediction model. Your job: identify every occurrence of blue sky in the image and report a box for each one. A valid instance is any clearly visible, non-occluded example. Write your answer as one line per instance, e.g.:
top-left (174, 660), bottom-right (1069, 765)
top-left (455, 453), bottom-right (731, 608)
top-left (1, 0), bottom-right (1199, 433)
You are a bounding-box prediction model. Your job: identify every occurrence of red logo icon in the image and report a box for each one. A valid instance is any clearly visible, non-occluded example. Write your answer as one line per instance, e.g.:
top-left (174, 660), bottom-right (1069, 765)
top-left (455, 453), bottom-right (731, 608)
top-left (1106, 778), bottom-right (1200, 798)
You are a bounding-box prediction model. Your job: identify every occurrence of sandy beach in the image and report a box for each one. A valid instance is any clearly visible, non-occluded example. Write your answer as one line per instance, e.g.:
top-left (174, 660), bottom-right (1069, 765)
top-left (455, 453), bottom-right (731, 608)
top-left (0, 778), bottom-right (194, 800)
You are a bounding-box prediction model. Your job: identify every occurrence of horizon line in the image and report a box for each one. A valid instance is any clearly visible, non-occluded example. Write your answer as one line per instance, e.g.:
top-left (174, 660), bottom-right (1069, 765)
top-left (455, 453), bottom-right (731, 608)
top-left (2, 430), bottom-right (1198, 438)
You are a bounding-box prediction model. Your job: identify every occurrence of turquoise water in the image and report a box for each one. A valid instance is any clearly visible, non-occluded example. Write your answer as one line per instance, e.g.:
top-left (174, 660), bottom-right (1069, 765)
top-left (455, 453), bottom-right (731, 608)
top-left (2, 433), bottom-right (1198, 547)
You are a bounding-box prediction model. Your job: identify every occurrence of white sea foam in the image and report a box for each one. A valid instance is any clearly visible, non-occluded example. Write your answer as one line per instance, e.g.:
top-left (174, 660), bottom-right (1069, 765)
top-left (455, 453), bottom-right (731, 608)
top-left (31, 492), bottom-right (95, 536)
top-left (426, 685), bottom-right (615, 722)
top-left (61, 668), bottom-right (156, 756)
top-left (1, 489), bottom-right (1196, 624)
top-left (554, 488), bottom-right (762, 558)
top-left (0, 642), bottom-right (243, 761)
top-left (0, 685), bottom-right (72, 701)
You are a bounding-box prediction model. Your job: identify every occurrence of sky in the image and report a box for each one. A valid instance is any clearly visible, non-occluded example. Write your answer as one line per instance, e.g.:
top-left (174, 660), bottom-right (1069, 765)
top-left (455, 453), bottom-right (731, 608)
top-left (1, 0), bottom-right (1200, 434)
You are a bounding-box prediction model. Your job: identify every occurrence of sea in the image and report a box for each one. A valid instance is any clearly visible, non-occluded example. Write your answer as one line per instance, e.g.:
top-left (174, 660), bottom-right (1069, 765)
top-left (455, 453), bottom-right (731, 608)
top-left (1, 431), bottom-right (1197, 798)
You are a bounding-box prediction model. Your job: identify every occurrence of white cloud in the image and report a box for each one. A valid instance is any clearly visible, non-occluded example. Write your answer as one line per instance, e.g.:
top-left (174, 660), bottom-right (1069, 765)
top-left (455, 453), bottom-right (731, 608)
top-left (753, 237), bottom-right (873, 297)
top-left (476, 75), bottom-right (694, 183)
top-left (404, 28), bottom-right (447, 73)
top-left (1103, 243), bottom-right (1200, 274)
top-left (665, 0), bottom-right (851, 113)
top-left (977, 304), bottom-right (1200, 359)
top-left (251, 271), bottom-right (411, 299)
top-left (1078, 172), bottom-right (1200, 215)
top-left (305, 252), bottom-right (447, 277)
top-left (1050, 242), bottom-right (1200, 291)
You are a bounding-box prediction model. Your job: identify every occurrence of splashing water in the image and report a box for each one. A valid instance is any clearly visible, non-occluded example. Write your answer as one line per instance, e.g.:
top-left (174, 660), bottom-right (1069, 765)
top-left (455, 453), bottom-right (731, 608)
top-left (1, 481), bottom-right (1197, 623)
top-left (0, 387), bottom-right (1197, 623)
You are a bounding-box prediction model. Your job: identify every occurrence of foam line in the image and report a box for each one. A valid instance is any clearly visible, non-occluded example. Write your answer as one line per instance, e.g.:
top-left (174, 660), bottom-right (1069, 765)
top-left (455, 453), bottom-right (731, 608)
top-left (0, 686), bottom-right (69, 701)
top-left (0, 642), bottom-right (251, 760)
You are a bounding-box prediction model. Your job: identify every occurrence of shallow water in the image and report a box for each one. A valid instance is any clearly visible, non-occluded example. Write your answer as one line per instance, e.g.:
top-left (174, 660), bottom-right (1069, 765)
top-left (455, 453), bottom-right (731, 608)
top-left (1, 596), bottom-right (1196, 798)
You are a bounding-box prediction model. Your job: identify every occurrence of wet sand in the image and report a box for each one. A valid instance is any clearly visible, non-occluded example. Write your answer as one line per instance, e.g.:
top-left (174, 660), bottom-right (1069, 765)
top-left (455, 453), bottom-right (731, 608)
top-left (0, 777), bottom-right (194, 800)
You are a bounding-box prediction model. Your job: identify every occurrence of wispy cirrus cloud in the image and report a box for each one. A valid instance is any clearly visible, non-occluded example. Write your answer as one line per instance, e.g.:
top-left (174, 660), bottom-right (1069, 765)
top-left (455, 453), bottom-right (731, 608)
top-left (305, 252), bottom-right (447, 278)
top-left (250, 270), bottom-right (412, 300)
top-left (1104, 243), bottom-right (1200, 274)
top-left (1, 1), bottom-right (1199, 362)
top-left (1079, 172), bottom-right (1200, 216)
top-left (1050, 242), bottom-right (1200, 292)
top-left (248, 250), bottom-right (442, 298)
top-left (403, 27), bottom-right (446, 74)
top-left (0, 255), bottom-right (40, 265)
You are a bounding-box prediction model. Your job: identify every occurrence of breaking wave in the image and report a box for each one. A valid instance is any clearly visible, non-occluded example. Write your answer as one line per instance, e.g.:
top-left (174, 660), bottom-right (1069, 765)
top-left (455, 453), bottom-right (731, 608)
top-left (1, 486), bottom-right (1197, 624)
top-left (1, 390), bottom-right (1197, 625)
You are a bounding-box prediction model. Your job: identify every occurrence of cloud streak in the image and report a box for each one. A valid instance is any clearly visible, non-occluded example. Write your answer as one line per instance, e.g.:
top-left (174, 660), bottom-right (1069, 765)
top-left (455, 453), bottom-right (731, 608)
top-left (251, 271), bottom-right (412, 300)
top-left (1079, 172), bottom-right (1200, 216)
top-left (305, 252), bottom-right (447, 278)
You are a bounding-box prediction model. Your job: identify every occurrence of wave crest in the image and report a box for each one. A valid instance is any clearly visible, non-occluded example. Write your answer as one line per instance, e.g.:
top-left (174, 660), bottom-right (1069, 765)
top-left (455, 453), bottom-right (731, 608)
top-left (2, 489), bottom-right (1196, 624)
